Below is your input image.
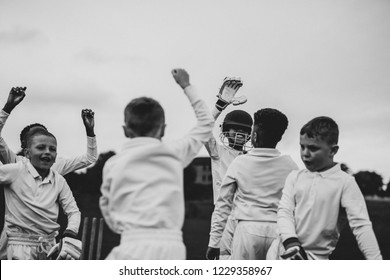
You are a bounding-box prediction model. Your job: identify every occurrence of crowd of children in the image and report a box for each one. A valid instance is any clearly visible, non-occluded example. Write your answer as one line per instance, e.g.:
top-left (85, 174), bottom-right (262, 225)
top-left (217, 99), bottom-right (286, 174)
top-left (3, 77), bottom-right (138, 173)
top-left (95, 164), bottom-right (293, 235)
top-left (0, 69), bottom-right (382, 260)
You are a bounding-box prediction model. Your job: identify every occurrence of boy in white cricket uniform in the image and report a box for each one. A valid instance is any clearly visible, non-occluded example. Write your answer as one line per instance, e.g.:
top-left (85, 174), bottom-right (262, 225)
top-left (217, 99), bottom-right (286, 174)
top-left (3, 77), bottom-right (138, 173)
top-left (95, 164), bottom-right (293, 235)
top-left (205, 77), bottom-right (253, 260)
top-left (208, 108), bottom-right (298, 259)
top-left (276, 116), bottom-right (382, 260)
top-left (0, 86), bottom-right (97, 259)
top-left (99, 68), bottom-right (214, 260)
top-left (0, 130), bottom-right (81, 260)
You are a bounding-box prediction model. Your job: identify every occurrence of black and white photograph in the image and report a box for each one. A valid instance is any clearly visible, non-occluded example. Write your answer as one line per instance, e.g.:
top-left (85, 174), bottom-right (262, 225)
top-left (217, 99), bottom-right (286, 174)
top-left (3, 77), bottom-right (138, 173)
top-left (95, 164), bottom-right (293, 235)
top-left (1, 0), bottom-right (389, 278)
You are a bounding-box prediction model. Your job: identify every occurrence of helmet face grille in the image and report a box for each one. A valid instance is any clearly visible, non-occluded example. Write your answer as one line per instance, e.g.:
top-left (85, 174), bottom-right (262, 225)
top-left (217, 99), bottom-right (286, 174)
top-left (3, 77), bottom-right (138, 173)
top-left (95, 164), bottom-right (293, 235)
top-left (219, 130), bottom-right (252, 152)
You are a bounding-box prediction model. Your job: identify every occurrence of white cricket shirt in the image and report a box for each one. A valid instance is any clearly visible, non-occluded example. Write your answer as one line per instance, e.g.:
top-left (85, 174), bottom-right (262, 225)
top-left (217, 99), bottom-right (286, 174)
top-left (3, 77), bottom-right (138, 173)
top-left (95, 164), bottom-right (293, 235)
top-left (209, 148), bottom-right (298, 247)
top-left (277, 164), bottom-right (382, 259)
top-left (0, 161), bottom-right (80, 235)
top-left (99, 85), bottom-right (214, 235)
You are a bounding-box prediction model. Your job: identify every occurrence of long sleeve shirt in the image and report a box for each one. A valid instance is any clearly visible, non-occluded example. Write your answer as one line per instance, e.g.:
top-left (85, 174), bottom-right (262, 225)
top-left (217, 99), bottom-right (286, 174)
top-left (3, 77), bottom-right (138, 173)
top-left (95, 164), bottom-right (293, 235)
top-left (99, 85), bottom-right (214, 234)
top-left (277, 164), bottom-right (382, 260)
top-left (0, 109), bottom-right (98, 175)
top-left (0, 161), bottom-right (80, 236)
top-left (205, 107), bottom-right (243, 204)
top-left (209, 148), bottom-right (298, 248)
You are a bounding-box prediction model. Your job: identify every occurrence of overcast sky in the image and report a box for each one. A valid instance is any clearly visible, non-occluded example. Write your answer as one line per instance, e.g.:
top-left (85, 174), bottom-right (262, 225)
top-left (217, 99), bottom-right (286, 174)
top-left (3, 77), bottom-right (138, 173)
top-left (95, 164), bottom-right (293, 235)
top-left (0, 0), bottom-right (389, 182)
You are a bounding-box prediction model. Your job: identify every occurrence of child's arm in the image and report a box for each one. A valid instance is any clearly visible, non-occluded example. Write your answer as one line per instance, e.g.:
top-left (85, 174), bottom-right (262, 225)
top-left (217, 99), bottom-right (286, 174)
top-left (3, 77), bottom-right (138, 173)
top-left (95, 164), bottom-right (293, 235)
top-left (0, 162), bottom-right (21, 185)
top-left (99, 162), bottom-right (116, 233)
top-left (207, 165), bottom-right (237, 259)
top-left (277, 171), bottom-right (308, 259)
top-left (170, 68), bottom-right (215, 167)
top-left (57, 179), bottom-right (81, 235)
top-left (52, 108), bottom-right (98, 175)
top-left (342, 177), bottom-right (382, 260)
top-left (48, 177), bottom-right (82, 260)
top-left (205, 77), bottom-right (245, 159)
top-left (0, 87), bottom-right (27, 164)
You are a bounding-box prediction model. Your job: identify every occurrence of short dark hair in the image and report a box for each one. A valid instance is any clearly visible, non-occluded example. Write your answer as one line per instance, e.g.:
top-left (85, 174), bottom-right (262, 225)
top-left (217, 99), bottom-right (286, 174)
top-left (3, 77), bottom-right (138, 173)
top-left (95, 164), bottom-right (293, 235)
top-left (20, 123), bottom-right (47, 149)
top-left (253, 108), bottom-right (288, 146)
top-left (300, 116), bottom-right (339, 145)
top-left (124, 97), bottom-right (165, 136)
top-left (26, 130), bottom-right (57, 148)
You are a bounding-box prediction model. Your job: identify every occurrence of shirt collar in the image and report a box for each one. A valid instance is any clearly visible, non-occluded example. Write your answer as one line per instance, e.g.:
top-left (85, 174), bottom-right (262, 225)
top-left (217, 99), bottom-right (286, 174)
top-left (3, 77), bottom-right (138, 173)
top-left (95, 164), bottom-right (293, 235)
top-left (121, 137), bottom-right (161, 149)
top-left (311, 163), bottom-right (341, 178)
top-left (26, 161), bottom-right (54, 183)
top-left (247, 148), bottom-right (281, 157)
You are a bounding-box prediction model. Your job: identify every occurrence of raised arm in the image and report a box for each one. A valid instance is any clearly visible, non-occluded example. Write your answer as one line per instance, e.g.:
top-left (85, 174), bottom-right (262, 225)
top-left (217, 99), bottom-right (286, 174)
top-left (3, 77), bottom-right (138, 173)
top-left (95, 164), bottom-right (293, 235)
top-left (0, 87), bottom-right (27, 164)
top-left (52, 109), bottom-right (98, 175)
top-left (205, 77), bottom-right (245, 158)
top-left (170, 68), bottom-right (214, 167)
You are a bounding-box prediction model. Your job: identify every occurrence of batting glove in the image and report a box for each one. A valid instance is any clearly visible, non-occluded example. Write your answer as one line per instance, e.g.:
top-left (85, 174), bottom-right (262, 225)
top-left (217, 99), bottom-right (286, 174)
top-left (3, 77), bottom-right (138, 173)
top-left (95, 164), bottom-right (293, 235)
top-left (280, 245), bottom-right (308, 260)
top-left (206, 247), bottom-right (220, 260)
top-left (215, 77), bottom-right (247, 111)
top-left (47, 230), bottom-right (82, 260)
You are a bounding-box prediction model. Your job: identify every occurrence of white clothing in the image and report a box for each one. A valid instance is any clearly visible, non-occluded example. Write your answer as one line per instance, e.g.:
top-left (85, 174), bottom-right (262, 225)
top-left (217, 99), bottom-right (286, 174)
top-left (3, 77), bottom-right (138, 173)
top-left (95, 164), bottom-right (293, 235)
top-left (232, 221), bottom-right (277, 260)
top-left (7, 232), bottom-right (56, 260)
top-left (0, 109), bottom-right (96, 259)
top-left (106, 229), bottom-right (186, 260)
top-left (99, 85), bottom-right (214, 259)
top-left (209, 148), bottom-right (298, 257)
top-left (205, 107), bottom-right (243, 204)
top-left (277, 164), bottom-right (382, 260)
top-left (0, 161), bottom-right (80, 236)
top-left (205, 107), bottom-right (242, 259)
top-left (0, 161), bottom-right (80, 259)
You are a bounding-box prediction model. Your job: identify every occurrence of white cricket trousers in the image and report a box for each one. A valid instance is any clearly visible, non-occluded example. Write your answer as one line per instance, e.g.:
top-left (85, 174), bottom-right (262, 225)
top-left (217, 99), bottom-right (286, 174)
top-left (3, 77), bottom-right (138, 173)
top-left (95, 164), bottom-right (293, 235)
top-left (105, 229), bottom-right (186, 260)
top-left (6, 232), bottom-right (56, 260)
top-left (231, 221), bottom-right (277, 260)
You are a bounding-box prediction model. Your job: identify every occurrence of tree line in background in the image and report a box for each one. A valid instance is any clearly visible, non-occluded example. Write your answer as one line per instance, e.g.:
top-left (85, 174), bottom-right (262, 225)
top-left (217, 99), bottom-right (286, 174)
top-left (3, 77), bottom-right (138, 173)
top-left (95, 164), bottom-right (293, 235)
top-left (65, 151), bottom-right (390, 199)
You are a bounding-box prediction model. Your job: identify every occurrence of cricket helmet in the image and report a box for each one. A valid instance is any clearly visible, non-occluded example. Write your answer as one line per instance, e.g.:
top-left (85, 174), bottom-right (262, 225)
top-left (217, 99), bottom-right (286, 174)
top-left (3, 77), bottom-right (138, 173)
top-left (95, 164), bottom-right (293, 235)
top-left (220, 110), bottom-right (253, 151)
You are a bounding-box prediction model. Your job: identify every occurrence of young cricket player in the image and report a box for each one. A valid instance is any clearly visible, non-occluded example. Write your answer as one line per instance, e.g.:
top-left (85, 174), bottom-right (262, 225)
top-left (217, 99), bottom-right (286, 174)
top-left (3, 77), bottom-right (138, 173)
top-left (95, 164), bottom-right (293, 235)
top-left (0, 129), bottom-right (81, 260)
top-left (276, 116), bottom-right (382, 260)
top-left (207, 108), bottom-right (298, 260)
top-left (205, 77), bottom-right (253, 260)
top-left (0, 86), bottom-right (97, 259)
top-left (99, 68), bottom-right (214, 259)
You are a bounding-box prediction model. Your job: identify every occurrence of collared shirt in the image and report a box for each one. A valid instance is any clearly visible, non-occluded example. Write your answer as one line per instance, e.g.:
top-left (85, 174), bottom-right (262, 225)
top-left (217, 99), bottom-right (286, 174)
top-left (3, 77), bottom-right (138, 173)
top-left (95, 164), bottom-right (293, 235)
top-left (0, 161), bottom-right (80, 235)
top-left (0, 109), bottom-right (98, 175)
top-left (99, 85), bottom-right (214, 235)
top-left (209, 148), bottom-right (298, 248)
top-left (277, 164), bottom-right (382, 260)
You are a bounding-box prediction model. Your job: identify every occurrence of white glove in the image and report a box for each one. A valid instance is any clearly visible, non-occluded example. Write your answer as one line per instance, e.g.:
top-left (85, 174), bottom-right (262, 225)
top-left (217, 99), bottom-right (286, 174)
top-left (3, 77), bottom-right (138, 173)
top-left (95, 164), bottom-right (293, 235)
top-left (215, 77), bottom-right (247, 111)
top-left (47, 236), bottom-right (82, 260)
top-left (280, 245), bottom-right (308, 260)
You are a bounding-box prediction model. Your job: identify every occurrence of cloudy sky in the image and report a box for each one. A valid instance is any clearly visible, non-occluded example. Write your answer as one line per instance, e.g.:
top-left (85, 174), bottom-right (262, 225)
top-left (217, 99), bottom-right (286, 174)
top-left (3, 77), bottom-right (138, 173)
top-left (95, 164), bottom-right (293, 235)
top-left (0, 0), bottom-right (389, 182)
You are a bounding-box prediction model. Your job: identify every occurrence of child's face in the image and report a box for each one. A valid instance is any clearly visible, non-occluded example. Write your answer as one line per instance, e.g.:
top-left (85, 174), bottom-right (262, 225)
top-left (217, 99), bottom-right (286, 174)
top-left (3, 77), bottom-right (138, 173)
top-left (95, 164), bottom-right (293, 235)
top-left (227, 128), bottom-right (249, 150)
top-left (300, 133), bottom-right (337, 172)
top-left (25, 135), bottom-right (57, 174)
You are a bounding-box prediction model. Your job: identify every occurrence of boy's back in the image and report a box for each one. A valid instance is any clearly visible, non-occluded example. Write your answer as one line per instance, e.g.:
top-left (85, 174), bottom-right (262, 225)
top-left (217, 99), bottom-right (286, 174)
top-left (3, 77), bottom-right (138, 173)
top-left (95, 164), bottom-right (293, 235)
top-left (99, 69), bottom-right (214, 260)
top-left (227, 150), bottom-right (298, 221)
top-left (101, 138), bottom-right (186, 232)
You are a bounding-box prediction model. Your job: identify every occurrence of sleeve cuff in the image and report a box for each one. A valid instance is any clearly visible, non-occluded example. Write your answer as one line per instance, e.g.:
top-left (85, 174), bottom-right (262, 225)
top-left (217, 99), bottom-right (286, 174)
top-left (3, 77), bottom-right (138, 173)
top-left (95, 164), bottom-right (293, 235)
top-left (283, 237), bottom-right (301, 250)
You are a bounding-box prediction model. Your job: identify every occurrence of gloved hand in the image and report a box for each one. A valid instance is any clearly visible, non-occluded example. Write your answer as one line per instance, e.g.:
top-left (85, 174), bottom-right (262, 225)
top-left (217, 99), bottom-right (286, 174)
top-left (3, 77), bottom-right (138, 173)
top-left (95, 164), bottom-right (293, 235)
top-left (47, 231), bottom-right (82, 260)
top-left (206, 246), bottom-right (220, 260)
top-left (215, 77), bottom-right (247, 111)
top-left (280, 245), bottom-right (308, 260)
